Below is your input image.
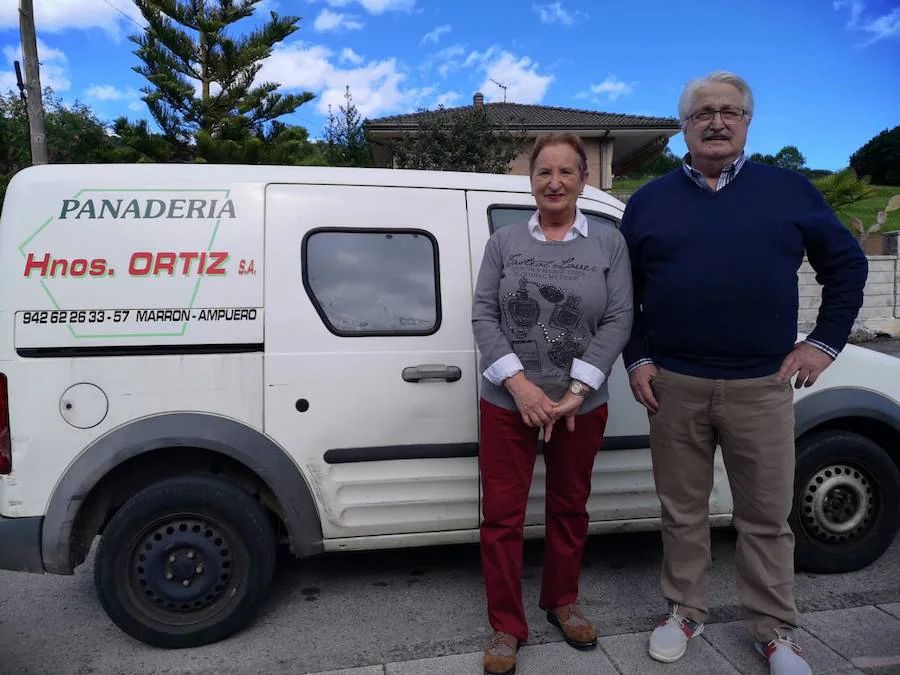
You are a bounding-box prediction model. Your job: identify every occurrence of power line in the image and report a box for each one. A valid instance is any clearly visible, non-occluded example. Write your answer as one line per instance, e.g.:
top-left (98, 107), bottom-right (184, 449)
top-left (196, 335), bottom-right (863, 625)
top-left (99, 0), bottom-right (145, 30)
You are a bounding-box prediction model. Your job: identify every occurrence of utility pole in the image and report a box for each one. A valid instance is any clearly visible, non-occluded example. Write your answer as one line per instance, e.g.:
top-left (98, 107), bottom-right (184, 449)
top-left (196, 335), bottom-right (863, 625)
top-left (19, 0), bottom-right (48, 165)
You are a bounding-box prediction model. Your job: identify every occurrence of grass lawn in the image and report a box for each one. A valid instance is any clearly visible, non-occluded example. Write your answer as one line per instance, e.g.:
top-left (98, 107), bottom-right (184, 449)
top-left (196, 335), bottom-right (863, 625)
top-left (611, 177), bottom-right (653, 192)
top-left (835, 184), bottom-right (900, 234)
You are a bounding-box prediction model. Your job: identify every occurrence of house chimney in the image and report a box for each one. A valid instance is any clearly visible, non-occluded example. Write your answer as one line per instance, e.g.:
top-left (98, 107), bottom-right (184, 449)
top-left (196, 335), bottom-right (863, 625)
top-left (473, 92), bottom-right (484, 107)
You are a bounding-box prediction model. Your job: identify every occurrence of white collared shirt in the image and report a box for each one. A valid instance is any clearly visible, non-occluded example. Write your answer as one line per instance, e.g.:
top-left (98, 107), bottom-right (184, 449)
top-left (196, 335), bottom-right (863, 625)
top-left (527, 208), bottom-right (589, 241)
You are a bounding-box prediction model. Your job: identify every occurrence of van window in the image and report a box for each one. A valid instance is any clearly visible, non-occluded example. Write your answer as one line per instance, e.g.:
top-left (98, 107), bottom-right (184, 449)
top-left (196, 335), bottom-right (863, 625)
top-left (302, 229), bottom-right (440, 336)
top-left (488, 206), bottom-right (620, 233)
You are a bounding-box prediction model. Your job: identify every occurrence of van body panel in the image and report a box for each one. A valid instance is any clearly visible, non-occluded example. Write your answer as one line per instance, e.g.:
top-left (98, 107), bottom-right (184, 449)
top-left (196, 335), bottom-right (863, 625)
top-left (39, 411), bottom-right (323, 575)
top-left (0, 165), bottom-right (267, 519)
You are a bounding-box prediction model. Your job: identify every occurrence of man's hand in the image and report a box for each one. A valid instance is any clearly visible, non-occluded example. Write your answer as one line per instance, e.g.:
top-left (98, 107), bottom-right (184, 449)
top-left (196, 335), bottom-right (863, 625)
top-left (778, 342), bottom-right (834, 388)
top-left (629, 363), bottom-right (659, 413)
top-left (544, 391), bottom-right (585, 443)
top-left (503, 372), bottom-right (557, 427)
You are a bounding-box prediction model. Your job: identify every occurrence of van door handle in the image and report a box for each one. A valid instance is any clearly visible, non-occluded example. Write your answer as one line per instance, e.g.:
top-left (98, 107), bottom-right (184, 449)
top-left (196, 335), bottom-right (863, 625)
top-left (402, 364), bottom-right (462, 383)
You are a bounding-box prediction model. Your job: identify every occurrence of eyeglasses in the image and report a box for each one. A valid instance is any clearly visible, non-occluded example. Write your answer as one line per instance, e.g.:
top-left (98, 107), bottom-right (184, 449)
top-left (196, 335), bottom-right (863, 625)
top-left (688, 108), bottom-right (746, 124)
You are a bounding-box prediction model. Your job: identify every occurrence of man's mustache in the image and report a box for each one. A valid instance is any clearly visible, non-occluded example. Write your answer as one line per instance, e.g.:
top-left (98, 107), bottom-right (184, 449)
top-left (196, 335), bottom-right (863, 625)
top-left (703, 132), bottom-right (730, 141)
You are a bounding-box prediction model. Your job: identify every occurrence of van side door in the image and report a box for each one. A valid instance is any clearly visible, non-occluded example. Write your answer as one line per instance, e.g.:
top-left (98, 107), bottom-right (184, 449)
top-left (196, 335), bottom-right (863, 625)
top-left (263, 184), bottom-right (480, 541)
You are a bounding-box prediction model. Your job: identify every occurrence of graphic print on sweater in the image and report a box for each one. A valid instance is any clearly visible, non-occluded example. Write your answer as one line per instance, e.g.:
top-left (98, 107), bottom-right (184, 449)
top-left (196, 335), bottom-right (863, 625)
top-left (501, 252), bottom-right (596, 377)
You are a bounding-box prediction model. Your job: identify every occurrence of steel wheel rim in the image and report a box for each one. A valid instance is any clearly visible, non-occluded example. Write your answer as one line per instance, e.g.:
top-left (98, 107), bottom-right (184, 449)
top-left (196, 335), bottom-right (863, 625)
top-left (121, 513), bottom-right (248, 629)
top-left (800, 463), bottom-right (876, 545)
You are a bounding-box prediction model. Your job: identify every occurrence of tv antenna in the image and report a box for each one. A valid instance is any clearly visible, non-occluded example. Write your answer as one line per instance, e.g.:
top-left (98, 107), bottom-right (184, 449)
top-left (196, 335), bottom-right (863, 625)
top-left (489, 78), bottom-right (507, 102)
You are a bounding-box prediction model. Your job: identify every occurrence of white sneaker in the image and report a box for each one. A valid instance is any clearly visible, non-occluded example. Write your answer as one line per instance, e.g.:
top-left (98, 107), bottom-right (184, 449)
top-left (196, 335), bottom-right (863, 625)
top-left (755, 636), bottom-right (813, 675)
top-left (648, 604), bottom-right (704, 663)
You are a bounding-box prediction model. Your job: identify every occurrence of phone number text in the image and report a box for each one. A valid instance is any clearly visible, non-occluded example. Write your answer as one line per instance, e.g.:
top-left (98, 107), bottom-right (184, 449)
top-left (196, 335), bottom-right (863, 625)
top-left (20, 310), bottom-right (132, 325)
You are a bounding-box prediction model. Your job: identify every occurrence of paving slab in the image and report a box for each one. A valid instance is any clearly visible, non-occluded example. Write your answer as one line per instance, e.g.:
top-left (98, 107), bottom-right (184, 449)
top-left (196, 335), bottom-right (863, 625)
top-left (701, 621), bottom-right (861, 674)
top-left (878, 603), bottom-right (900, 621)
top-left (307, 668), bottom-right (385, 675)
top-left (800, 606), bottom-right (900, 672)
top-left (386, 641), bottom-right (619, 675)
top-left (599, 630), bottom-right (740, 674)
top-left (385, 652), bottom-right (481, 675)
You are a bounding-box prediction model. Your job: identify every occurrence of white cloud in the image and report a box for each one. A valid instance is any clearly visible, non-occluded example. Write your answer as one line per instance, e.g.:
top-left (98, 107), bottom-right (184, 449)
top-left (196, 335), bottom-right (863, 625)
top-left (859, 7), bottom-right (900, 44)
top-left (422, 25), bottom-right (451, 44)
top-left (1, 40), bottom-right (71, 93)
top-left (322, 0), bottom-right (415, 14)
top-left (86, 84), bottom-right (125, 101)
top-left (833, 0), bottom-right (865, 27)
top-left (0, 0), bottom-right (144, 39)
top-left (313, 8), bottom-right (364, 31)
top-left (256, 42), bottom-right (437, 119)
top-left (470, 50), bottom-right (553, 104)
top-left (578, 74), bottom-right (635, 102)
top-left (85, 83), bottom-right (146, 113)
top-left (533, 2), bottom-right (585, 25)
top-left (435, 91), bottom-right (461, 107)
top-left (340, 48), bottom-right (364, 65)
top-left (437, 45), bottom-right (466, 60)
top-left (834, 1), bottom-right (900, 45)
top-left (418, 43), bottom-right (466, 78)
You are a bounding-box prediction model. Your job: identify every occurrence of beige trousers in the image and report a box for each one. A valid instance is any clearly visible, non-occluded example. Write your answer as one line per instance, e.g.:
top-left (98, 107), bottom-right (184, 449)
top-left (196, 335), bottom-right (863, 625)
top-left (649, 367), bottom-right (798, 642)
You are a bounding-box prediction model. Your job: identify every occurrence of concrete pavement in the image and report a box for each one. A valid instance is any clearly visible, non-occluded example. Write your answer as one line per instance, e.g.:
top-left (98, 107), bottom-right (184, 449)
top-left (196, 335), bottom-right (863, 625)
top-left (306, 603), bottom-right (900, 674)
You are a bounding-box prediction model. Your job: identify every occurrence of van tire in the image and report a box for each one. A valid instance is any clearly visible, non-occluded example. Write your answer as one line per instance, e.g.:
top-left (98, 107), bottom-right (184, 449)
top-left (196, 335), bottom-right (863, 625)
top-left (94, 474), bottom-right (276, 648)
top-left (790, 430), bottom-right (900, 574)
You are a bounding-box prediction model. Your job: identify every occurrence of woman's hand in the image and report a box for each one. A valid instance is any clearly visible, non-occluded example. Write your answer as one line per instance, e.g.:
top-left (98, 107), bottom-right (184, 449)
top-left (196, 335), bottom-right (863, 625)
top-left (503, 372), bottom-right (557, 428)
top-left (544, 391), bottom-right (585, 443)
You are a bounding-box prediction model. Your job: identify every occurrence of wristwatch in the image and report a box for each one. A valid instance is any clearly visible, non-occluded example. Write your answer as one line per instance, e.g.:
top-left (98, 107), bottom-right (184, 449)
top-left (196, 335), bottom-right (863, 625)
top-left (568, 380), bottom-right (591, 397)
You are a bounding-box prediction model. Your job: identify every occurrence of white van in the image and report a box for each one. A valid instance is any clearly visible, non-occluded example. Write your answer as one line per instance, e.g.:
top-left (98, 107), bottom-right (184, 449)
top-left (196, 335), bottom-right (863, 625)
top-left (1, 163), bottom-right (898, 649)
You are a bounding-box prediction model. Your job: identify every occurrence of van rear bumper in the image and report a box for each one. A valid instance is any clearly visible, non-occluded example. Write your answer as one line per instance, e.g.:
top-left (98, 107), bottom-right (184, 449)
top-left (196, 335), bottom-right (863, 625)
top-left (0, 515), bottom-right (44, 573)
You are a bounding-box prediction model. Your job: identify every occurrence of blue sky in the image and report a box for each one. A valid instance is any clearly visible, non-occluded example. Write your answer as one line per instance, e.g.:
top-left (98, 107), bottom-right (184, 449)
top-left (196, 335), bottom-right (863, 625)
top-left (0, 0), bottom-right (897, 171)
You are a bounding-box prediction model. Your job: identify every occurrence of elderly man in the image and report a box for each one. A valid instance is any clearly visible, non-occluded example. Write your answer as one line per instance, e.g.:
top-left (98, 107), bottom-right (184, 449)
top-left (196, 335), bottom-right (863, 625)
top-left (620, 71), bottom-right (868, 675)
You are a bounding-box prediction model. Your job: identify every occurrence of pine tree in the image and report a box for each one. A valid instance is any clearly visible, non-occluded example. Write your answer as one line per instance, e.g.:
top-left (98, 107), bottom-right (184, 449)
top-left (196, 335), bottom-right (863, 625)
top-left (130, 0), bottom-right (314, 146)
top-left (323, 86), bottom-right (372, 167)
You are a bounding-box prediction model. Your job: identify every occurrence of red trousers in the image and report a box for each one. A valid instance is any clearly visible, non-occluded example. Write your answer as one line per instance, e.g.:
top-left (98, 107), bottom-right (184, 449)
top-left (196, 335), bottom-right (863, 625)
top-left (479, 398), bottom-right (608, 643)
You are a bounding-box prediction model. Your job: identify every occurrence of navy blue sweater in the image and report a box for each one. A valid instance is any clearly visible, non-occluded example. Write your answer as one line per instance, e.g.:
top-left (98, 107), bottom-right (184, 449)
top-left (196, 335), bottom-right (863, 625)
top-left (620, 161), bottom-right (868, 379)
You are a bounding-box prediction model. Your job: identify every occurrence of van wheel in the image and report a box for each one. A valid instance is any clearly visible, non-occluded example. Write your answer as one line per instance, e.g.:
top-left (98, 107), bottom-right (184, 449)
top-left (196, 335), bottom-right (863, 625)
top-left (790, 430), bottom-right (900, 574)
top-left (94, 475), bottom-right (276, 648)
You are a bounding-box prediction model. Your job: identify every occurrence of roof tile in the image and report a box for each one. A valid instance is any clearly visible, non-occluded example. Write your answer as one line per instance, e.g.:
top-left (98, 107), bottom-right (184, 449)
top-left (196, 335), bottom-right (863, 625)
top-left (365, 101), bottom-right (679, 129)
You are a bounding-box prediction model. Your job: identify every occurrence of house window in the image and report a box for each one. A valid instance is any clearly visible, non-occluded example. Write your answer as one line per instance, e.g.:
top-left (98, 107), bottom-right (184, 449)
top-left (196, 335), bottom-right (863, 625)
top-left (488, 206), bottom-right (620, 233)
top-left (302, 228), bottom-right (440, 336)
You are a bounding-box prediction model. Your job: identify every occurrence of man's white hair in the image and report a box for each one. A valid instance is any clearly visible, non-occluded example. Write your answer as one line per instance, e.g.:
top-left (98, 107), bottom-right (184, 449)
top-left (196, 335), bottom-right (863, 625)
top-left (678, 70), bottom-right (755, 122)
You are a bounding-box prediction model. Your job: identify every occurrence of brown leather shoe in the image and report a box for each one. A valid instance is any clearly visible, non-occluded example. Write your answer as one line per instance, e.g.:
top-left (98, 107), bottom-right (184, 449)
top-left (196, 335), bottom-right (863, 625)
top-left (483, 630), bottom-right (519, 675)
top-left (547, 604), bottom-right (597, 650)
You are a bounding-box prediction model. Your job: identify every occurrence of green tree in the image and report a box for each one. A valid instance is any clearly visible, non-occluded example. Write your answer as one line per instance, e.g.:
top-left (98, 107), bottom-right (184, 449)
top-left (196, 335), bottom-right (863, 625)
top-left (194, 119), bottom-right (326, 165)
top-left (323, 86), bottom-right (372, 167)
top-left (850, 125), bottom-right (900, 186)
top-left (389, 104), bottom-right (528, 173)
top-left (129, 0), bottom-right (314, 152)
top-left (773, 145), bottom-right (806, 172)
top-left (749, 152), bottom-right (777, 165)
top-left (750, 146), bottom-right (806, 171)
top-left (0, 88), bottom-right (136, 202)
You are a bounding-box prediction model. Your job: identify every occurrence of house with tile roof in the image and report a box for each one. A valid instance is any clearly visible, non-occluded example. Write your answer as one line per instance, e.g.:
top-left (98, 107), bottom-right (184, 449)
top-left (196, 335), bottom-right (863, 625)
top-left (363, 92), bottom-right (682, 191)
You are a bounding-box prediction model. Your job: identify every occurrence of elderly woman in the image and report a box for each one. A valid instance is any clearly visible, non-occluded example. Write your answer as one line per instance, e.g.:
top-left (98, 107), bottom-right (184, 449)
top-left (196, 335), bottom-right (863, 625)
top-left (472, 133), bottom-right (634, 675)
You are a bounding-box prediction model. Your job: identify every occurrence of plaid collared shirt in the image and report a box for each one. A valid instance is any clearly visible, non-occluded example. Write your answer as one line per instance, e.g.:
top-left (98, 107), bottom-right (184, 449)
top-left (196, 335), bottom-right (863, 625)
top-left (682, 152), bottom-right (747, 191)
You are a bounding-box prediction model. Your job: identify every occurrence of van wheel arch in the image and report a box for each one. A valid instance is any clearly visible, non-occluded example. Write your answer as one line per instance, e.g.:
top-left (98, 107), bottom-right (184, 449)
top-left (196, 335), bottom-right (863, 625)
top-left (42, 413), bottom-right (324, 575)
top-left (791, 388), bottom-right (900, 573)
